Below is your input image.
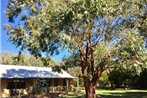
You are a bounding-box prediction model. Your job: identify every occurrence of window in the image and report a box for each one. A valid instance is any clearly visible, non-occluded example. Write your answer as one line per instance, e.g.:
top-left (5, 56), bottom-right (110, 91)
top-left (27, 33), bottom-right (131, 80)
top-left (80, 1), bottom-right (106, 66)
top-left (7, 80), bottom-right (25, 89)
top-left (37, 79), bottom-right (51, 87)
top-left (63, 79), bottom-right (67, 86)
top-left (48, 80), bottom-right (51, 87)
top-left (54, 79), bottom-right (58, 87)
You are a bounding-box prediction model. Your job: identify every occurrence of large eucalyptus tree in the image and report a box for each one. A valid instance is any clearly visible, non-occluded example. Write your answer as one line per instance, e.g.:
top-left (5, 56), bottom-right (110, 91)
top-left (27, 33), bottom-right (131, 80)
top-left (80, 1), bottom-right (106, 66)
top-left (5, 0), bottom-right (146, 97)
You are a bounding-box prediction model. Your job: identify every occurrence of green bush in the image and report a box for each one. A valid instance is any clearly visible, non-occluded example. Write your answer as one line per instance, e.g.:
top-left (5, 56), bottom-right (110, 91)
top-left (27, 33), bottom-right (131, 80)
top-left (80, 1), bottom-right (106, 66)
top-left (137, 68), bottom-right (147, 89)
top-left (109, 67), bottom-right (147, 89)
top-left (99, 71), bottom-right (110, 88)
top-left (32, 80), bottom-right (49, 95)
top-left (32, 84), bottom-right (42, 95)
top-left (110, 69), bottom-right (126, 88)
top-left (110, 68), bottom-right (135, 88)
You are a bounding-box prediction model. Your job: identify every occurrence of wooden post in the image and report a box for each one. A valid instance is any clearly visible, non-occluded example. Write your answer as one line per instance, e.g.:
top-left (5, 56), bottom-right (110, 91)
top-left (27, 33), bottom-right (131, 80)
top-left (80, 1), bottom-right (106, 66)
top-left (14, 80), bottom-right (17, 96)
top-left (47, 79), bottom-right (49, 94)
top-left (76, 77), bottom-right (79, 93)
top-left (0, 78), bottom-right (2, 98)
top-left (52, 79), bottom-right (55, 93)
top-left (66, 79), bottom-right (68, 94)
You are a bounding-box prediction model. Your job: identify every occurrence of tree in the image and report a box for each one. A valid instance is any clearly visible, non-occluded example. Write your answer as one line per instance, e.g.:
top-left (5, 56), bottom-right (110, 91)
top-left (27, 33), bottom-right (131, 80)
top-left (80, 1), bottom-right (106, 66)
top-left (13, 52), bottom-right (44, 66)
top-left (5, 0), bottom-right (146, 97)
top-left (62, 54), bottom-right (80, 68)
top-left (106, 31), bottom-right (146, 89)
top-left (0, 52), bottom-right (16, 65)
top-left (0, 52), bottom-right (58, 66)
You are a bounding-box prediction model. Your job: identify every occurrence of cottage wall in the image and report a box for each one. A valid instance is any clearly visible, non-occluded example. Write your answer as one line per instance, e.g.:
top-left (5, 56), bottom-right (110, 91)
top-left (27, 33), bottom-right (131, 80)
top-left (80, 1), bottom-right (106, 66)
top-left (47, 78), bottom-right (72, 93)
top-left (0, 65), bottom-right (75, 97)
top-left (58, 78), bottom-right (63, 86)
top-left (1, 78), bottom-right (35, 98)
top-left (24, 79), bottom-right (35, 94)
top-left (1, 79), bottom-right (9, 97)
top-left (1, 78), bottom-right (73, 97)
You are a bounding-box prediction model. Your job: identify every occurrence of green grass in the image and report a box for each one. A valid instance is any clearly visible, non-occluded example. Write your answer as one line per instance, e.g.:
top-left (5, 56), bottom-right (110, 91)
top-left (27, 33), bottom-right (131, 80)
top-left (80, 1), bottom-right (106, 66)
top-left (59, 92), bottom-right (85, 98)
top-left (95, 89), bottom-right (147, 98)
top-left (60, 89), bottom-right (147, 98)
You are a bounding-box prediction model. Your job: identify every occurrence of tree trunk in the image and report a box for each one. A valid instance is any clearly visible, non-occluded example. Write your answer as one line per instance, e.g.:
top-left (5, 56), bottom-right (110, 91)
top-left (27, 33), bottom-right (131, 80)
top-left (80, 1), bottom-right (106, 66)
top-left (109, 77), bottom-right (114, 89)
top-left (83, 71), bottom-right (101, 98)
top-left (79, 44), bottom-right (101, 98)
top-left (106, 68), bottom-right (115, 89)
top-left (85, 82), bottom-right (97, 98)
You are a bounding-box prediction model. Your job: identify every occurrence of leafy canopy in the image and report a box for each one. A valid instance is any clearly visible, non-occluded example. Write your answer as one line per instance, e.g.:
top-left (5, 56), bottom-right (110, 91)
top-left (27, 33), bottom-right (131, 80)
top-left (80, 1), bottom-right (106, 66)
top-left (5, 0), bottom-right (146, 71)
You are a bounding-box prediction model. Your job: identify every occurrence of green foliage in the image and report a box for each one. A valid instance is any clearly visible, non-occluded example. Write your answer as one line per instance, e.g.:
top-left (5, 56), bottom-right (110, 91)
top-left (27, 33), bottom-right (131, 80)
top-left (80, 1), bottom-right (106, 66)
top-left (110, 66), bottom-right (147, 89)
top-left (4, 0), bottom-right (147, 96)
top-left (5, 0), bottom-right (146, 68)
top-left (61, 54), bottom-right (80, 68)
top-left (5, 0), bottom-right (146, 56)
top-left (0, 52), bottom-right (15, 65)
top-left (111, 68), bottom-right (126, 88)
top-left (67, 67), bottom-right (81, 77)
top-left (0, 52), bottom-right (58, 66)
top-left (99, 71), bottom-right (110, 88)
top-left (32, 80), bottom-right (48, 95)
top-left (137, 68), bottom-right (147, 89)
top-left (13, 52), bottom-right (44, 66)
top-left (32, 83), bottom-right (42, 95)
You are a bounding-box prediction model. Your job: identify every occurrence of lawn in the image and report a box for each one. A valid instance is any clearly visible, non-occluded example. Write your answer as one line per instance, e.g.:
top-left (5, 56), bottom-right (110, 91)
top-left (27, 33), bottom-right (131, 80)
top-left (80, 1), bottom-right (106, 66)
top-left (95, 89), bottom-right (147, 98)
top-left (60, 89), bottom-right (147, 98)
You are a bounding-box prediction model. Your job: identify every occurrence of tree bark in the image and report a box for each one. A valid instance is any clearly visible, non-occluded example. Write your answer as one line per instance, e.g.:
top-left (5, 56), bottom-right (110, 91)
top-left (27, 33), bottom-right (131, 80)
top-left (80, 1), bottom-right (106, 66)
top-left (83, 70), bottom-right (100, 98)
top-left (85, 82), bottom-right (97, 98)
top-left (106, 68), bottom-right (115, 89)
top-left (79, 43), bottom-right (101, 98)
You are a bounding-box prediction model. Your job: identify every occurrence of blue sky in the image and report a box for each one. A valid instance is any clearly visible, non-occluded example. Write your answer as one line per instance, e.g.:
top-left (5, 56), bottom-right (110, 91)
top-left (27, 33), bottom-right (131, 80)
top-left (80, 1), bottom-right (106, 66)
top-left (0, 0), bottom-right (70, 62)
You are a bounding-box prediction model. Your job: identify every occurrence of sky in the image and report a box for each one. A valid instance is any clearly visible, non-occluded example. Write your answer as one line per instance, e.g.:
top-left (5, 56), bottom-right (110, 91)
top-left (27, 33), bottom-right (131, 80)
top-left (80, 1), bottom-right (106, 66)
top-left (0, 0), bottom-right (70, 62)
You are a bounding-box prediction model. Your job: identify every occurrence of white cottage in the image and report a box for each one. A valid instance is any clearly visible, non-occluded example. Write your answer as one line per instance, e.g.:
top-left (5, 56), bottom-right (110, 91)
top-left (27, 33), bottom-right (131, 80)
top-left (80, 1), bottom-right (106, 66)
top-left (0, 64), bottom-right (78, 97)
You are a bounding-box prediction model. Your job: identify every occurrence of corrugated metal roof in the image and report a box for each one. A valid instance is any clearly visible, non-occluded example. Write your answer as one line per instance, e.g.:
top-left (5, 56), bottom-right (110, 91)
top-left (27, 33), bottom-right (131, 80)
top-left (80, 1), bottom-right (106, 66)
top-left (0, 64), bottom-right (75, 78)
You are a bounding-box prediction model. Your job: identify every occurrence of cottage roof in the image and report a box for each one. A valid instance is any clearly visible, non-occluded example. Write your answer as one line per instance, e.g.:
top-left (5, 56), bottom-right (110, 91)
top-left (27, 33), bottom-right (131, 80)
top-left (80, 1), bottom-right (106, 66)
top-left (0, 64), bottom-right (75, 79)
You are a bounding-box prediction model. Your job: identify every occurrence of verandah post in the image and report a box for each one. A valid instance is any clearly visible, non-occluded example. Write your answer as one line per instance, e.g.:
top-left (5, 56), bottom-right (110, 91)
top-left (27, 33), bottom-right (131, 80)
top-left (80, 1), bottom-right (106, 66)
top-left (66, 79), bottom-right (68, 94)
top-left (76, 77), bottom-right (79, 92)
top-left (0, 78), bottom-right (2, 98)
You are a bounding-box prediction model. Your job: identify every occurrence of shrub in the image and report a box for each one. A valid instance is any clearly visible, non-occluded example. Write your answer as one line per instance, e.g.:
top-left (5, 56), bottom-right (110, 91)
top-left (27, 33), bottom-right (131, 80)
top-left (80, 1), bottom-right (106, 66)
top-left (99, 71), bottom-right (110, 88)
top-left (137, 68), bottom-right (147, 89)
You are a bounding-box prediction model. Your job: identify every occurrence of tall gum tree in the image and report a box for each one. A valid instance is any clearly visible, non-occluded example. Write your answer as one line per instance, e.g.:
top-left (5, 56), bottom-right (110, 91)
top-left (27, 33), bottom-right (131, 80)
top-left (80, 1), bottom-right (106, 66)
top-left (5, 0), bottom-right (146, 98)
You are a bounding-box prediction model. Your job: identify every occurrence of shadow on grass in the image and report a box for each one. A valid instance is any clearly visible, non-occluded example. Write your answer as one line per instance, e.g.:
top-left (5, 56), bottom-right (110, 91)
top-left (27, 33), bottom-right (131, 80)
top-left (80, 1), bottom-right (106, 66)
top-left (100, 92), bottom-right (147, 98)
top-left (59, 92), bottom-right (85, 98)
top-left (60, 91), bottom-right (147, 98)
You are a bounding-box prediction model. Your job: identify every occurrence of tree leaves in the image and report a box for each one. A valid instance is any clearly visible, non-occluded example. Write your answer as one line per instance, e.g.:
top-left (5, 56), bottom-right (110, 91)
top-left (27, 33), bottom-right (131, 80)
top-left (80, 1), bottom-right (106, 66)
top-left (4, 0), bottom-right (146, 83)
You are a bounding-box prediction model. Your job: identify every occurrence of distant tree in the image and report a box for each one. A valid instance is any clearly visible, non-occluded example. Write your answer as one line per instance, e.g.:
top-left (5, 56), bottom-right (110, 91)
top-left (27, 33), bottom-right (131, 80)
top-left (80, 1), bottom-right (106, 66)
top-left (61, 54), bottom-right (79, 68)
top-left (13, 52), bottom-right (44, 66)
top-left (41, 57), bottom-right (60, 67)
top-left (0, 52), bottom-right (58, 66)
top-left (106, 32), bottom-right (146, 89)
top-left (0, 52), bottom-right (16, 65)
top-left (5, 0), bottom-right (146, 97)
